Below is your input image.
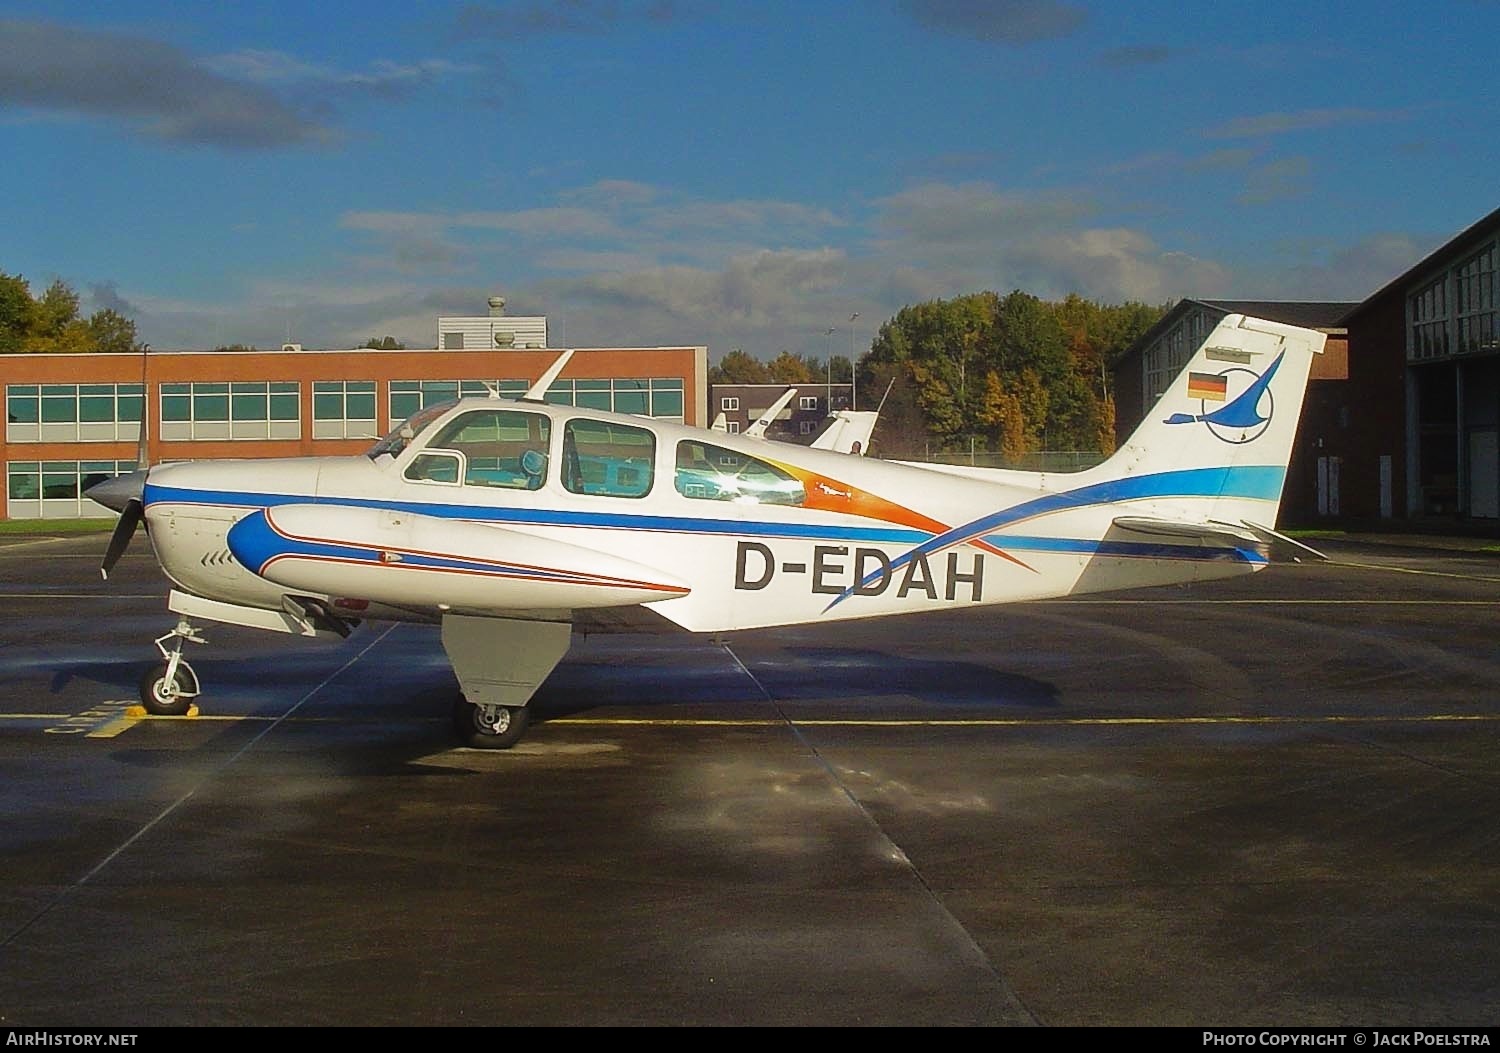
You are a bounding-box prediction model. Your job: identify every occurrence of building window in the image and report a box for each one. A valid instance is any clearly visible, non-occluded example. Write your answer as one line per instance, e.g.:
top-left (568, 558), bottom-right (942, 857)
top-left (1455, 243), bottom-right (1497, 356)
top-left (5, 383), bottom-right (144, 444)
top-left (800, 419), bottom-right (818, 435)
top-left (799, 396), bottom-right (819, 410)
top-left (159, 382), bottom-right (299, 441)
top-left (536, 378), bottom-right (685, 421)
top-left (442, 332), bottom-right (464, 349)
top-left (721, 396), bottom-right (740, 411)
top-left (313, 381), bottom-right (378, 439)
top-left (390, 380), bottom-right (459, 420)
top-left (561, 418), bottom-right (654, 498)
top-left (726, 420), bottom-right (740, 434)
top-left (650, 378), bottom-right (684, 421)
top-left (388, 380), bottom-right (510, 421)
top-left (1410, 275), bottom-right (1451, 361)
top-left (6, 459), bottom-right (138, 520)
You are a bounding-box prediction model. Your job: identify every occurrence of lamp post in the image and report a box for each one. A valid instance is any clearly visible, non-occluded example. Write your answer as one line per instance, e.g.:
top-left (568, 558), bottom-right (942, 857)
top-left (824, 326), bottom-right (836, 413)
top-left (849, 313), bottom-right (859, 410)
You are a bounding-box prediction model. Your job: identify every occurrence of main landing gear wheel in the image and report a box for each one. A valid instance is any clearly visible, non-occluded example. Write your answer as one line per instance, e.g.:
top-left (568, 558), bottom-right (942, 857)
top-left (452, 697), bottom-right (530, 750)
top-left (138, 660), bottom-right (196, 716)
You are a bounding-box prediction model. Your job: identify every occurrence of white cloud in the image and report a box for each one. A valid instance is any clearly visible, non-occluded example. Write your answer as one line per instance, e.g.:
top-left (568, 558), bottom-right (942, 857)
top-left (898, 0), bottom-right (1088, 44)
top-left (0, 19), bottom-right (331, 148)
top-left (1203, 106), bottom-right (1419, 140)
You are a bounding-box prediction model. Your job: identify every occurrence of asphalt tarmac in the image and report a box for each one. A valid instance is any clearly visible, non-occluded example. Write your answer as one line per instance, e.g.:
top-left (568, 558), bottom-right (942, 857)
top-left (0, 532), bottom-right (1498, 1027)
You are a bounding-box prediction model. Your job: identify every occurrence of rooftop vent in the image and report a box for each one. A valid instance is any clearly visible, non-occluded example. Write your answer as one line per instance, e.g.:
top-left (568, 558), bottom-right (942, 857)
top-left (487, 296), bottom-right (506, 317)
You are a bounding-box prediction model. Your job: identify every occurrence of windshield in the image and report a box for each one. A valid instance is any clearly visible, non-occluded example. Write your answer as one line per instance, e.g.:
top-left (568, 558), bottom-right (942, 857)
top-left (366, 399), bottom-right (458, 460)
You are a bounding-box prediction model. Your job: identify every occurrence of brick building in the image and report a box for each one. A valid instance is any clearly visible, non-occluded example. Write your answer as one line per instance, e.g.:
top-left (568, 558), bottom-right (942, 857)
top-left (3, 343), bottom-right (707, 520)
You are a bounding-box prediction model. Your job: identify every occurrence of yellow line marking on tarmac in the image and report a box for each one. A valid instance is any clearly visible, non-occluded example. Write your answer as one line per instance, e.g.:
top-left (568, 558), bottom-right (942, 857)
top-left (1322, 560), bottom-right (1500, 582)
top-left (545, 713), bottom-right (1500, 729)
top-left (23, 710), bottom-right (1500, 738)
top-left (1044, 603), bottom-right (1500, 612)
top-left (87, 714), bottom-right (140, 738)
top-left (0, 592), bottom-right (163, 599)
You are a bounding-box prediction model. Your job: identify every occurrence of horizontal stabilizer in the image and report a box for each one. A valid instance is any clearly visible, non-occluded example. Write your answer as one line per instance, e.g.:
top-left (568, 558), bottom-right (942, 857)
top-left (1112, 516), bottom-right (1328, 563)
top-left (1237, 520), bottom-right (1329, 562)
top-left (1111, 516), bottom-right (1260, 548)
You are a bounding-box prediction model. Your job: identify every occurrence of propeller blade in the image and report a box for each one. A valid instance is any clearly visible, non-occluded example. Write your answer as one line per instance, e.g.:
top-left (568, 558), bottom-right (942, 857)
top-left (101, 498), bottom-right (143, 580)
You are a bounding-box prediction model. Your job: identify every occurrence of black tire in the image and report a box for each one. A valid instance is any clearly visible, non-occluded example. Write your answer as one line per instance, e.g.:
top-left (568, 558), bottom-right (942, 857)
top-left (452, 697), bottom-right (530, 750)
top-left (138, 661), bottom-right (194, 716)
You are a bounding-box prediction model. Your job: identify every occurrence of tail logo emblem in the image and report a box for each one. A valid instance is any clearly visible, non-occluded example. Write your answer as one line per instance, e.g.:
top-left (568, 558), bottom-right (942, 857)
top-left (1163, 350), bottom-right (1284, 445)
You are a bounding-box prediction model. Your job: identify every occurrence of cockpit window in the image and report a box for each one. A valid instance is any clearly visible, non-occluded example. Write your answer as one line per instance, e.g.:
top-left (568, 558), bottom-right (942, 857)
top-left (421, 408), bottom-right (552, 490)
top-left (674, 441), bottom-right (805, 505)
top-left (366, 400), bottom-right (456, 460)
top-left (562, 418), bottom-right (654, 498)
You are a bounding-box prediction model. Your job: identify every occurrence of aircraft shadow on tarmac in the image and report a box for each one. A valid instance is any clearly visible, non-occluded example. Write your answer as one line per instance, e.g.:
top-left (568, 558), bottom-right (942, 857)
top-left (740, 647), bottom-right (1059, 708)
top-left (532, 645), bottom-right (1060, 717)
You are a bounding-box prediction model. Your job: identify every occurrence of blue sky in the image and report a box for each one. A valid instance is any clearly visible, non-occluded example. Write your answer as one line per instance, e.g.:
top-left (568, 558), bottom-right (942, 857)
top-left (2, 1), bottom-right (1497, 358)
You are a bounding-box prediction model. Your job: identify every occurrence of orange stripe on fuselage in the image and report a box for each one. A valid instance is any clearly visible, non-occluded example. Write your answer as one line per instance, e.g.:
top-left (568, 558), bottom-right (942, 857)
top-left (769, 460), bottom-right (1034, 572)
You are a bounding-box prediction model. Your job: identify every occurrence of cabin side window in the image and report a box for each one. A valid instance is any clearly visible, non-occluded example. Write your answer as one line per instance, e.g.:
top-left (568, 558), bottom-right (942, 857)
top-left (419, 408), bottom-right (551, 490)
top-left (673, 440), bottom-right (806, 506)
top-left (561, 418), bottom-right (655, 498)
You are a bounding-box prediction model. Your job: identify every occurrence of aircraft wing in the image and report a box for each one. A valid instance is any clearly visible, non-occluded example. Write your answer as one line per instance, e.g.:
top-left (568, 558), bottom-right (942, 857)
top-left (745, 388), bottom-right (797, 439)
top-left (809, 410), bottom-right (877, 455)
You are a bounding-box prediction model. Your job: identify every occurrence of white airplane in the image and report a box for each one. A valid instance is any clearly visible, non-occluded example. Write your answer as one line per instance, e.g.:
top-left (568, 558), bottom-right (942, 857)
top-left (808, 409), bottom-right (878, 456)
top-left (713, 386), bottom-right (877, 454)
top-left (90, 314), bottom-right (1323, 749)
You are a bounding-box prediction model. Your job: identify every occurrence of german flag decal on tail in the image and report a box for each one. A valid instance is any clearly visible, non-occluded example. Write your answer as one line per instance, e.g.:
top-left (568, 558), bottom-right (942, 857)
top-left (1187, 372), bottom-right (1229, 401)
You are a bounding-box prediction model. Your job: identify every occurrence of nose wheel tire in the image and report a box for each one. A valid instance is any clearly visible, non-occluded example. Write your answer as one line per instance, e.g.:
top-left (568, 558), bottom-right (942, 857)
top-left (139, 661), bottom-right (196, 717)
top-left (452, 697), bottom-right (529, 750)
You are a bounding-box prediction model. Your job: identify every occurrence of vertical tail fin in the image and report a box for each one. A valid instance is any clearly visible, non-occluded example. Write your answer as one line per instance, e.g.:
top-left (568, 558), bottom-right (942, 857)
top-left (1090, 314), bottom-right (1324, 526)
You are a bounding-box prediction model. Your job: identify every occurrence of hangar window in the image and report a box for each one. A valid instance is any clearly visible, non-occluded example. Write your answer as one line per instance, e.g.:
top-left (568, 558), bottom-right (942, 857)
top-left (1455, 243), bottom-right (1497, 356)
top-left (562, 419), bottom-right (655, 498)
top-left (1410, 277), bottom-right (1451, 361)
top-left (673, 440), bottom-right (805, 506)
top-left (425, 408), bottom-right (552, 490)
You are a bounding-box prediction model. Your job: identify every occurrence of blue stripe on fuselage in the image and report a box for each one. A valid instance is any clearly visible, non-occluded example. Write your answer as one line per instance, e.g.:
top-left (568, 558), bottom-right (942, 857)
top-left (143, 482), bottom-right (932, 546)
top-left (827, 464), bottom-right (1283, 607)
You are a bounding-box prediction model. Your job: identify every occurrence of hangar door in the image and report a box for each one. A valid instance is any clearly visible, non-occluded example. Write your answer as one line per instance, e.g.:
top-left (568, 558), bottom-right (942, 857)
top-left (1470, 429), bottom-right (1499, 519)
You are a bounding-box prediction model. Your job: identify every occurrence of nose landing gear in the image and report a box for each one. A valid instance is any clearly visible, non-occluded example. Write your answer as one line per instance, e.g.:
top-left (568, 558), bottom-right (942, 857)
top-left (138, 617), bottom-right (204, 717)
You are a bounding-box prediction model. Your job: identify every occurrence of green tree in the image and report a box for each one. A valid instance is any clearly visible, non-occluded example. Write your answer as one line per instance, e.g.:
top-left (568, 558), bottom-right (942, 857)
top-left (709, 348), bottom-right (771, 384)
top-left (766, 350), bottom-right (817, 384)
top-left (862, 289), bottom-right (1166, 456)
top-left (34, 280), bottom-right (80, 339)
top-left (363, 335), bottom-right (405, 350)
top-left (0, 272), bottom-right (35, 353)
top-left (88, 309), bottom-right (141, 354)
top-left (0, 272), bottom-right (145, 353)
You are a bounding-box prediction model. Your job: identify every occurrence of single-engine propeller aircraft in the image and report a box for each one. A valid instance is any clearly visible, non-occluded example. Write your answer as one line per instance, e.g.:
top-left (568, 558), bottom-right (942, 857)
top-left (89, 314), bottom-right (1324, 749)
